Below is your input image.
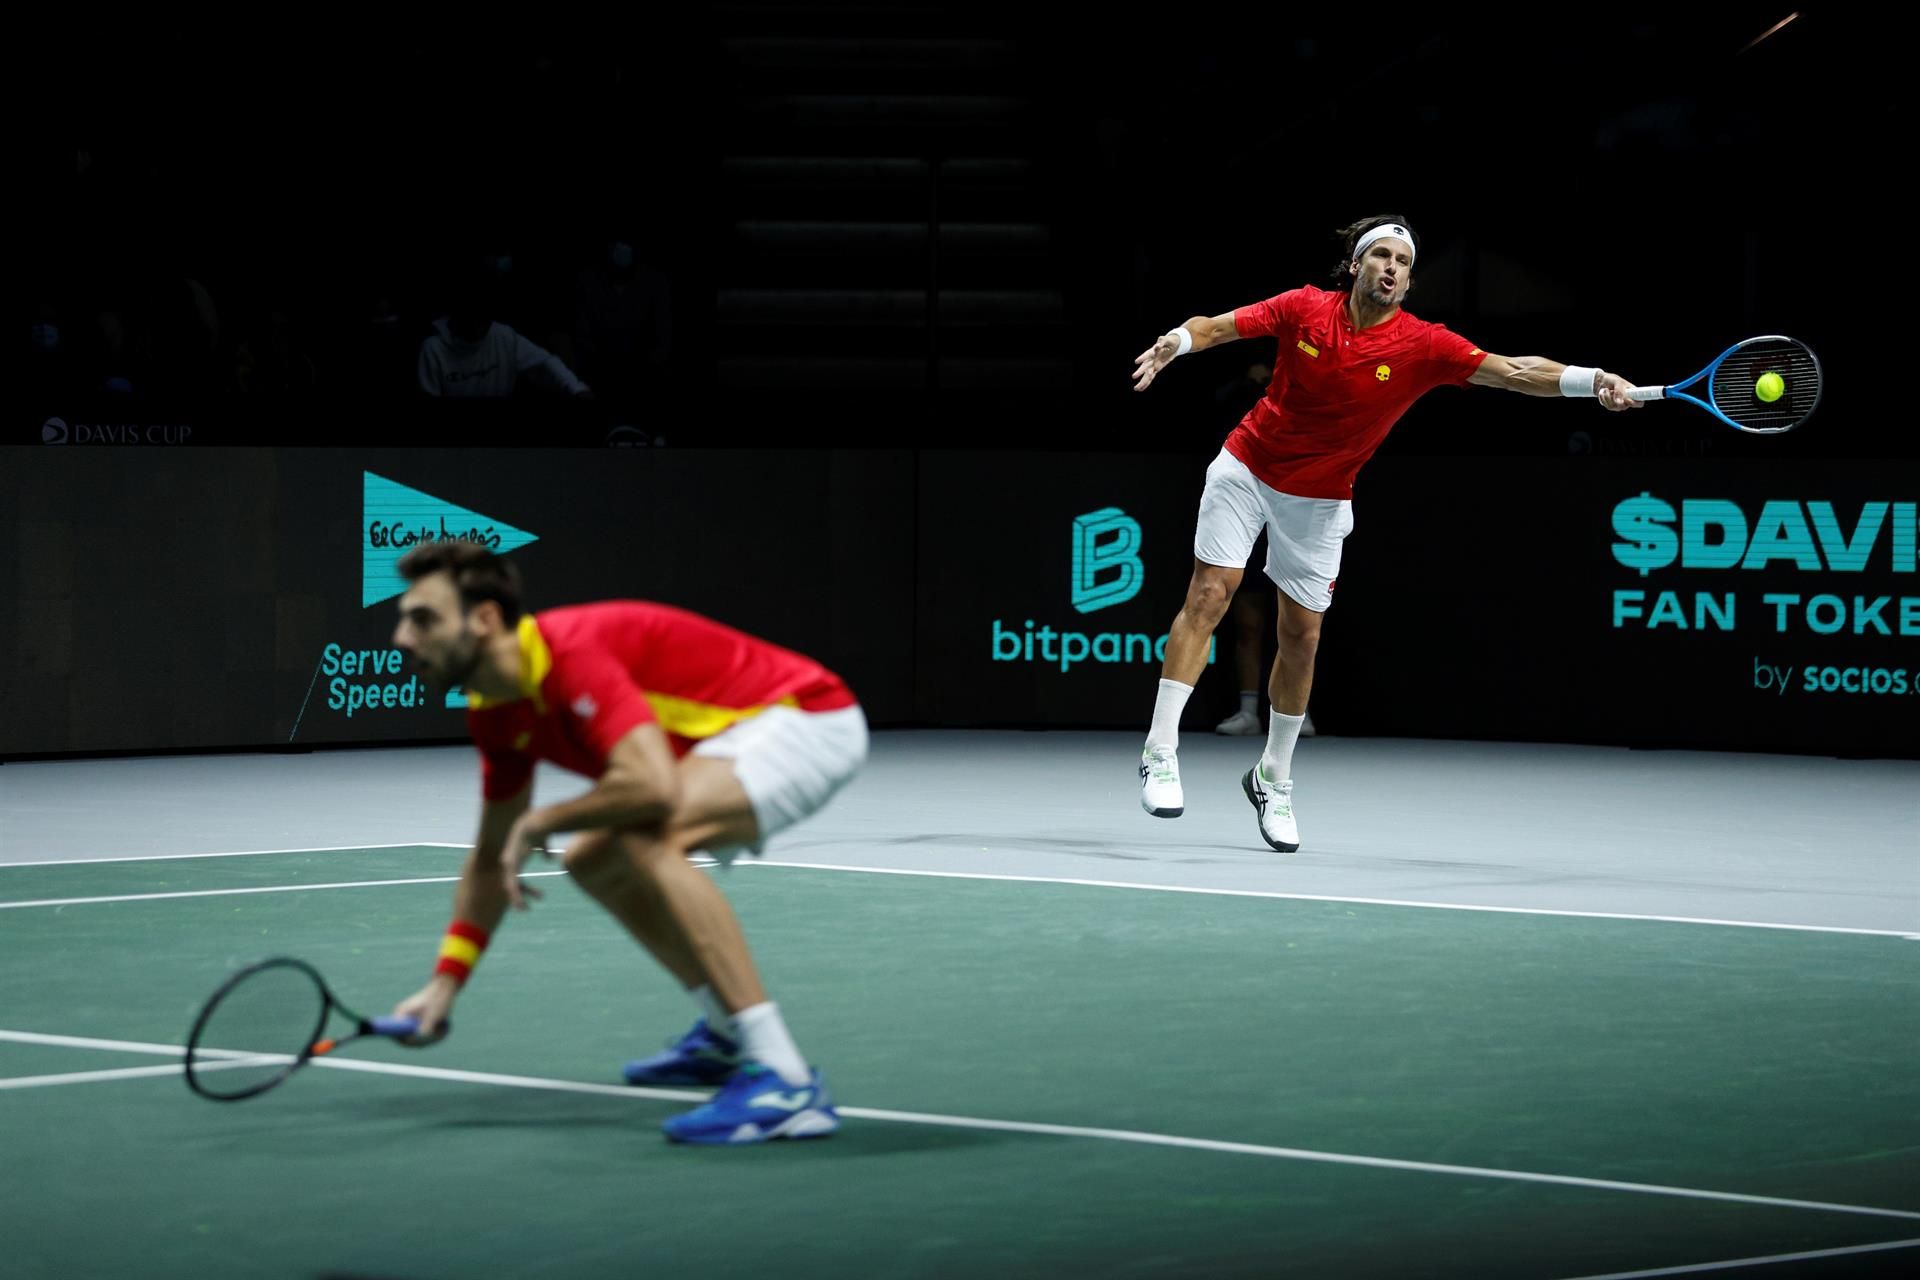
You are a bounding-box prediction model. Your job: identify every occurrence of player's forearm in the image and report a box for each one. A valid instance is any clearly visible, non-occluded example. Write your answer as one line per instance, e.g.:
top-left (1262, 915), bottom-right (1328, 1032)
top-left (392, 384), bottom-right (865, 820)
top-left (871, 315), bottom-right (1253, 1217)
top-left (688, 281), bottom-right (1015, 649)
top-left (1179, 314), bottom-right (1240, 353)
top-left (452, 846), bottom-right (513, 936)
top-left (453, 791), bottom-right (530, 933)
top-left (529, 775), bottom-right (673, 839)
top-left (1492, 356), bottom-right (1570, 397)
top-left (416, 850), bottom-right (507, 996)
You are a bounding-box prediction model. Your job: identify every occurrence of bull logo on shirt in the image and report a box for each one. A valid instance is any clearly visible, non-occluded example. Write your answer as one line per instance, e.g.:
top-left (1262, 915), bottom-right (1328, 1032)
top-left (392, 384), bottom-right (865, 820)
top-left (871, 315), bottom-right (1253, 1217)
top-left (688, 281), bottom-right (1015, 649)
top-left (1374, 364), bottom-right (1392, 382)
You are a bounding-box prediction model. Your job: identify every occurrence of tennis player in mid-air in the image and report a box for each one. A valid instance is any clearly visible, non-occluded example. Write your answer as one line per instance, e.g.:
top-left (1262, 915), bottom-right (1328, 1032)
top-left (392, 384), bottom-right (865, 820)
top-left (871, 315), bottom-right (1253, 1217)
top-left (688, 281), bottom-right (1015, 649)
top-left (386, 542), bottom-right (867, 1145)
top-left (1132, 215), bottom-right (1640, 851)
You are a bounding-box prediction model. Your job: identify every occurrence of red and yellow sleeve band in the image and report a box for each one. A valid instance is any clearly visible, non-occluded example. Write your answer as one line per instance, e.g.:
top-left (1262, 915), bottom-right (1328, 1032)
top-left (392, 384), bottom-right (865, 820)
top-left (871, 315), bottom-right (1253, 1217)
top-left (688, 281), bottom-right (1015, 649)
top-left (433, 920), bottom-right (491, 985)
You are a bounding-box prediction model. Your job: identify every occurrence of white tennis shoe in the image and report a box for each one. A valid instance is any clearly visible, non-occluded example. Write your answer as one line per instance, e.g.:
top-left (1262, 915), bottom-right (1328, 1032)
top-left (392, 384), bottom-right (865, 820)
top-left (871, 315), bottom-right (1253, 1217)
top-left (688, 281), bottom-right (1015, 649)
top-left (1139, 745), bottom-right (1184, 818)
top-left (1241, 765), bottom-right (1300, 852)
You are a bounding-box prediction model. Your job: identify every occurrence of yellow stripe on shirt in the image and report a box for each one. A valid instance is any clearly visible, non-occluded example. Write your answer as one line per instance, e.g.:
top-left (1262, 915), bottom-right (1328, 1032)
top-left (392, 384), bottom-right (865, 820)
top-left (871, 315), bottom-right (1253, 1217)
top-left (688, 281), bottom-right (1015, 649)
top-left (644, 691), bottom-right (800, 740)
top-left (465, 616), bottom-right (554, 713)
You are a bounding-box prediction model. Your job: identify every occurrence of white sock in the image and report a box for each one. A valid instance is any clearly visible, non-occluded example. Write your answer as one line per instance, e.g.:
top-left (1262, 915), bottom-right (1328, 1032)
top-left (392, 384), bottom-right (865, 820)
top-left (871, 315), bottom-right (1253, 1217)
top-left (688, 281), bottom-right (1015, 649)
top-left (1238, 690), bottom-right (1258, 717)
top-left (691, 984), bottom-right (736, 1038)
top-left (1261, 710), bottom-right (1306, 781)
top-left (733, 1001), bottom-right (811, 1086)
top-left (1147, 678), bottom-right (1193, 750)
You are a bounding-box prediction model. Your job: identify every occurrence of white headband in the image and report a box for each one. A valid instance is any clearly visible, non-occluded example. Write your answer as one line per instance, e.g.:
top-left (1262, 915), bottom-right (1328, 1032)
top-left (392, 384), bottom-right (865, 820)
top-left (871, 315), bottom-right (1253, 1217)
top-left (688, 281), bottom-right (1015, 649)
top-left (1352, 223), bottom-right (1415, 266)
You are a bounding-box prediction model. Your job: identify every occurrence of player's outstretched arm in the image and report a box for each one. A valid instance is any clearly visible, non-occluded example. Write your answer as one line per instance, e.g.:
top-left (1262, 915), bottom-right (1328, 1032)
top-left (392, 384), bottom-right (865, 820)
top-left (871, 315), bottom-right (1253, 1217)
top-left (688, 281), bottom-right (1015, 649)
top-left (391, 785), bottom-right (530, 1031)
top-left (1132, 311), bottom-right (1243, 392)
top-left (1469, 354), bottom-right (1642, 412)
top-left (465, 787), bottom-right (533, 921)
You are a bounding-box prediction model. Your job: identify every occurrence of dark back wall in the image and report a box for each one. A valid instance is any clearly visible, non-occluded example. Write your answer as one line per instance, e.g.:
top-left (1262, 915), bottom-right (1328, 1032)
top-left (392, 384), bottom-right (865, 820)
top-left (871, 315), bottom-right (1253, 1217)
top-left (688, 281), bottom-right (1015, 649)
top-left (5, 444), bottom-right (1912, 760)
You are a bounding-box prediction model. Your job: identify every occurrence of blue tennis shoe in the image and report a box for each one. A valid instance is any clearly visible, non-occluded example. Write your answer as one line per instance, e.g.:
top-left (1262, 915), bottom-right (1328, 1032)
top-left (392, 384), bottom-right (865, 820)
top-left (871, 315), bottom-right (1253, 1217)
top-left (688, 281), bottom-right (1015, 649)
top-left (662, 1063), bottom-right (840, 1144)
top-left (622, 1019), bottom-right (743, 1087)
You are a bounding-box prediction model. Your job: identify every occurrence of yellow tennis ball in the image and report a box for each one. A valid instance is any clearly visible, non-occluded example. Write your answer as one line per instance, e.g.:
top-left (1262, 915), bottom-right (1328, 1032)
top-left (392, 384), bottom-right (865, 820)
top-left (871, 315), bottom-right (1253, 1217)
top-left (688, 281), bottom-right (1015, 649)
top-left (1755, 371), bottom-right (1785, 402)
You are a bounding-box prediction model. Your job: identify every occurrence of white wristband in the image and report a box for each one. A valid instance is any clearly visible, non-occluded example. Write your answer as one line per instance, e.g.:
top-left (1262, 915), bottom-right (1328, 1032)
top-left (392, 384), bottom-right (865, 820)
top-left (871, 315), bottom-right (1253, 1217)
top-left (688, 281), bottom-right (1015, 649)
top-left (1559, 365), bottom-right (1599, 398)
top-left (1168, 326), bottom-right (1194, 358)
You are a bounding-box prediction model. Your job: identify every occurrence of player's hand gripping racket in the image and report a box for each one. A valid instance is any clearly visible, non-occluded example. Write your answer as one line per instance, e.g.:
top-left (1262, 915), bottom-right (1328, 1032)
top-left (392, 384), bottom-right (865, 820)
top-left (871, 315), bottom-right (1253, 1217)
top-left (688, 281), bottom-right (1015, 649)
top-left (184, 957), bottom-right (448, 1101)
top-left (1625, 335), bottom-right (1821, 433)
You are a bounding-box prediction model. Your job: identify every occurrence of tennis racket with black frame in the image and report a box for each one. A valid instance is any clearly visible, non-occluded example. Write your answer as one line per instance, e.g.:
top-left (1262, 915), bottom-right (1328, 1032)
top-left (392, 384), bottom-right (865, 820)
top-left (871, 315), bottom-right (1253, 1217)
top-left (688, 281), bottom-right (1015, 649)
top-left (1624, 334), bottom-right (1821, 433)
top-left (184, 956), bottom-right (446, 1102)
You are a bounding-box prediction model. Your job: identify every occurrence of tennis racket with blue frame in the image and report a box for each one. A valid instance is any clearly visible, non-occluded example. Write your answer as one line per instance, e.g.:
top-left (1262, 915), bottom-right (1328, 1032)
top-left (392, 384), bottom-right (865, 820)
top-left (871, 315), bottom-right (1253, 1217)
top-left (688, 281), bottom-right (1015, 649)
top-left (1624, 334), bottom-right (1821, 433)
top-left (184, 956), bottom-right (447, 1101)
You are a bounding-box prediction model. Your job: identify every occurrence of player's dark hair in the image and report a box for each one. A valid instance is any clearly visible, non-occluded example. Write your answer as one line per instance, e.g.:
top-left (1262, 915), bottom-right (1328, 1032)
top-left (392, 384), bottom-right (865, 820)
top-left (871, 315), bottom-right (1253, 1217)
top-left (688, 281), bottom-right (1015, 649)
top-left (396, 541), bottom-right (524, 624)
top-left (1329, 214), bottom-right (1418, 289)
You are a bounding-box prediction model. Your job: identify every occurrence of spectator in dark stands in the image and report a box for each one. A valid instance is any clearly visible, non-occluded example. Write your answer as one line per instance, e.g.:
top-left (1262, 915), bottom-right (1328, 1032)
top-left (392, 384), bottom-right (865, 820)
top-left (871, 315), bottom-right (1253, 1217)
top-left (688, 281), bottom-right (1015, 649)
top-left (90, 279), bottom-right (150, 396)
top-left (419, 264), bottom-right (592, 399)
top-left (29, 299), bottom-right (81, 399)
top-left (573, 237), bottom-right (670, 405)
top-left (90, 263), bottom-right (223, 398)
top-left (233, 306), bottom-right (318, 397)
top-left (350, 288), bottom-right (423, 399)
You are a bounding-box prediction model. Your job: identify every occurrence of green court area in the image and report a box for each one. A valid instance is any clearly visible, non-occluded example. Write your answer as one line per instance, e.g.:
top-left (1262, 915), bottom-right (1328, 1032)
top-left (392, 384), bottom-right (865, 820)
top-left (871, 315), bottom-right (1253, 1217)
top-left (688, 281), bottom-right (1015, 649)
top-left (2, 848), bottom-right (1915, 1278)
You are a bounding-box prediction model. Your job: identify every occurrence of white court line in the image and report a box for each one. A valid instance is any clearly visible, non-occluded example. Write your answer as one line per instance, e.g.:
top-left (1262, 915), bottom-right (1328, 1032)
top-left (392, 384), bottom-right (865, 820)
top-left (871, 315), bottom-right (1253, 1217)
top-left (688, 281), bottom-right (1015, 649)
top-left (0, 1030), bottom-right (199, 1056)
top-left (0, 1030), bottom-right (702, 1102)
top-left (0, 843), bottom-right (467, 869)
top-left (3, 1028), bottom-right (1917, 1226)
top-left (0, 871), bottom-right (567, 911)
top-left (0, 1057), bottom-right (274, 1089)
top-left (3, 847), bottom-right (1914, 938)
top-left (1560, 1235), bottom-right (1920, 1278)
top-left (748, 861), bottom-right (1920, 940)
top-left (0, 1062), bottom-right (197, 1090)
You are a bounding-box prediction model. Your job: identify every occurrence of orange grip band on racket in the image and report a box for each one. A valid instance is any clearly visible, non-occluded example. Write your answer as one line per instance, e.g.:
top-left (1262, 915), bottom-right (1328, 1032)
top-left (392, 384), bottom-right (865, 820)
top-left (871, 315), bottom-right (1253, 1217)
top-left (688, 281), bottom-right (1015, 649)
top-left (433, 920), bottom-right (491, 985)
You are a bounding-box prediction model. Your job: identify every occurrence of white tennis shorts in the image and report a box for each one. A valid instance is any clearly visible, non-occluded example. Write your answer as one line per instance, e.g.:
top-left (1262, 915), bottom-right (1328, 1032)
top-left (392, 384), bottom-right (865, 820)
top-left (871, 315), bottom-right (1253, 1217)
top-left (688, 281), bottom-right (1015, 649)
top-left (1192, 448), bottom-right (1354, 613)
top-left (692, 704), bottom-right (869, 862)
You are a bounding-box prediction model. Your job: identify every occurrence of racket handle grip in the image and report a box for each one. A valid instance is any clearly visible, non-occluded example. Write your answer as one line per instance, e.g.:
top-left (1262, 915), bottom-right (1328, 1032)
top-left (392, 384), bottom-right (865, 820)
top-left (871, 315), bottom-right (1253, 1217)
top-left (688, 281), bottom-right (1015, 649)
top-left (368, 1015), bottom-right (451, 1046)
top-left (1625, 385), bottom-right (1666, 402)
top-left (368, 1015), bottom-right (421, 1037)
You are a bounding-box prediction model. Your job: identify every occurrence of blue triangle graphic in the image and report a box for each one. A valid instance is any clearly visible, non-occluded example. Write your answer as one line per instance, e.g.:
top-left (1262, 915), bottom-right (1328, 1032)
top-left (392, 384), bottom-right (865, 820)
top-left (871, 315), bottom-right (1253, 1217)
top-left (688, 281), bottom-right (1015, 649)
top-left (362, 472), bottom-right (539, 607)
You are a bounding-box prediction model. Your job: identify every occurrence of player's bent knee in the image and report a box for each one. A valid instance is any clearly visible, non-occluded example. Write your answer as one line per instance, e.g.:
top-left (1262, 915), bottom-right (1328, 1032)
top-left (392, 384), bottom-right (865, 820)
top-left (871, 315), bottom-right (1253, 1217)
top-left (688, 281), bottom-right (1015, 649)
top-left (1279, 617), bottom-right (1322, 646)
top-left (561, 831), bottom-right (624, 882)
top-left (1277, 605), bottom-right (1324, 648)
top-left (1278, 630), bottom-right (1322, 665)
top-left (613, 828), bottom-right (696, 877)
top-left (1186, 576), bottom-right (1235, 621)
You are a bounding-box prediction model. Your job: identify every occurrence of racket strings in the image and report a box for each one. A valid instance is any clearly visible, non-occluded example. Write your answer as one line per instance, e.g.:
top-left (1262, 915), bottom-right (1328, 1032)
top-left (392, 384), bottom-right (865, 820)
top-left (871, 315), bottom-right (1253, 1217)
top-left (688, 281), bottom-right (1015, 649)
top-left (1710, 340), bottom-right (1821, 430)
top-left (185, 962), bottom-right (328, 1099)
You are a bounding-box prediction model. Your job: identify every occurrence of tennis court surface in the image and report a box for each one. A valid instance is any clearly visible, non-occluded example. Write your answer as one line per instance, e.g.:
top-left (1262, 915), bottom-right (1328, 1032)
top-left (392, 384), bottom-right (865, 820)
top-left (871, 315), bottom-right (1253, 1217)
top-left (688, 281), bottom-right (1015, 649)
top-left (3, 733), bottom-right (1915, 1279)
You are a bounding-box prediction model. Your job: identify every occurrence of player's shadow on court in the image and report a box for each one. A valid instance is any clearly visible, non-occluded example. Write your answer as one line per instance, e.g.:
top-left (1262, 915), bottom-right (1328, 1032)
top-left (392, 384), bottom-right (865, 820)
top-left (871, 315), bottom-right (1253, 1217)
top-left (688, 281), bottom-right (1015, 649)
top-left (346, 1089), bottom-right (687, 1130)
top-left (338, 1091), bottom-right (1010, 1157)
top-left (765, 1121), bottom-right (1010, 1161)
